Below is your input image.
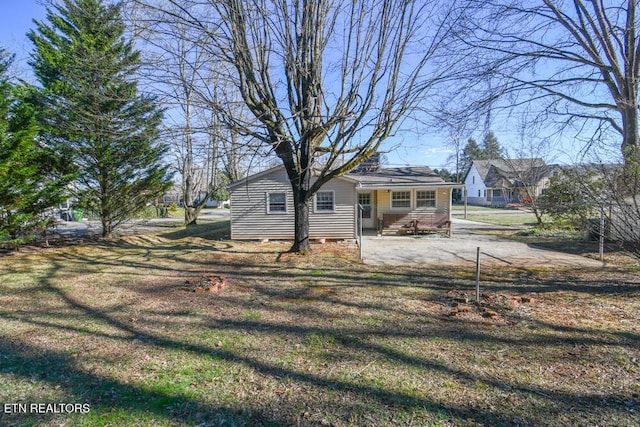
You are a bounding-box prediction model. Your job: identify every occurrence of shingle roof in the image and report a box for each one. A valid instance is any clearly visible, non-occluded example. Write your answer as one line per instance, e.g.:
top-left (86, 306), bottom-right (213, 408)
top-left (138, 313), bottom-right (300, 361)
top-left (230, 165), bottom-right (461, 190)
top-left (472, 159), bottom-right (546, 181)
top-left (346, 166), bottom-right (454, 188)
top-left (471, 158), bottom-right (551, 188)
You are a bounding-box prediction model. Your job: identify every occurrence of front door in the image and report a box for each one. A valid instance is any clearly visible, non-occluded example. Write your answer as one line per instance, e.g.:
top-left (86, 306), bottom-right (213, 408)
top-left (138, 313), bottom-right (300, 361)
top-left (358, 192), bottom-right (374, 229)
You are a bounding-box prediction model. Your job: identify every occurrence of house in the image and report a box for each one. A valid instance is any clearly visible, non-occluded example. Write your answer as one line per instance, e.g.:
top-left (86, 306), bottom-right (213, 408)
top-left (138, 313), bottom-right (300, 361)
top-left (229, 165), bottom-right (461, 240)
top-left (464, 158), bottom-right (557, 206)
top-left (160, 185), bottom-right (229, 208)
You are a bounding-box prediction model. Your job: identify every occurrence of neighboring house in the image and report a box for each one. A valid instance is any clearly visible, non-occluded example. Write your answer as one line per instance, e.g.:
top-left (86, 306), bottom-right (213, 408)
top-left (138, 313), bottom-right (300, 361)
top-left (160, 184), bottom-right (182, 206)
top-left (193, 191), bottom-right (229, 208)
top-left (229, 165), bottom-right (460, 240)
top-left (160, 186), bottom-right (229, 208)
top-left (464, 159), bottom-right (557, 206)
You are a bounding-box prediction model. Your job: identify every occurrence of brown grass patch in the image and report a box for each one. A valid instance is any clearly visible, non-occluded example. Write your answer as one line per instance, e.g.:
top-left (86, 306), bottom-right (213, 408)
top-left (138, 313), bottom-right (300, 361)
top-left (0, 227), bottom-right (638, 426)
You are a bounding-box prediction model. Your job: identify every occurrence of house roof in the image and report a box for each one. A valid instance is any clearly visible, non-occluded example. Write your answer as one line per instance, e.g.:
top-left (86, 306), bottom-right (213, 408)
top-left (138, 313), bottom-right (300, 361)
top-left (465, 158), bottom-right (553, 188)
top-left (228, 165), bottom-right (282, 189)
top-left (229, 165), bottom-right (461, 190)
top-left (471, 159), bottom-right (546, 181)
top-left (347, 166), bottom-right (460, 189)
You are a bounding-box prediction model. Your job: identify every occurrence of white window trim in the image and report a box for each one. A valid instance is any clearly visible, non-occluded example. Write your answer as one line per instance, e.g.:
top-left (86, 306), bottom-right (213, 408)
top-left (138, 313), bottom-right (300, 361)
top-left (390, 190), bottom-right (412, 210)
top-left (314, 190), bottom-right (336, 213)
top-left (415, 190), bottom-right (437, 209)
top-left (266, 192), bottom-right (287, 214)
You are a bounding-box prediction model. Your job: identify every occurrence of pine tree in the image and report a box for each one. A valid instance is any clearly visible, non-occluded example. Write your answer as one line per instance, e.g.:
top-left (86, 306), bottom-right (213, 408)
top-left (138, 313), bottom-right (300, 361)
top-left (461, 138), bottom-right (483, 173)
top-left (481, 131), bottom-right (504, 160)
top-left (29, 0), bottom-right (171, 238)
top-left (0, 49), bottom-right (72, 247)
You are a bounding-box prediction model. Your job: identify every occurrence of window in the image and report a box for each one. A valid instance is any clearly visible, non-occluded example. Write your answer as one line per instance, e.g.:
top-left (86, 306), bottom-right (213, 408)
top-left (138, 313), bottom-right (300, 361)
top-left (478, 190), bottom-right (481, 197)
top-left (315, 191), bottom-right (335, 212)
top-left (472, 176), bottom-right (475, 184)
top-left (267, 192), bottom-right (286, 213)
top-left (416, 190), bottom-right (436, 208)
top-left (493, 189), bottom-right (502, 197)
top-left (391, 191), bottom-right (411, 209)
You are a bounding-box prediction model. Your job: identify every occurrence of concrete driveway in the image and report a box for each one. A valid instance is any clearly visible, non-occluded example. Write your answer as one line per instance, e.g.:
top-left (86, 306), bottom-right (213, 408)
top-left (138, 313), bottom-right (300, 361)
top-left (361, 218), bottom-right (605, 267)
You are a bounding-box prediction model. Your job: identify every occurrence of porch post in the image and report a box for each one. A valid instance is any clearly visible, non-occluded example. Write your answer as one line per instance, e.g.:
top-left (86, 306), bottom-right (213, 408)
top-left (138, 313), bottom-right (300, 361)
top-left (464, 185), bottom-right (468, 219)
top-left (358, 204), bottom-right (363, 260)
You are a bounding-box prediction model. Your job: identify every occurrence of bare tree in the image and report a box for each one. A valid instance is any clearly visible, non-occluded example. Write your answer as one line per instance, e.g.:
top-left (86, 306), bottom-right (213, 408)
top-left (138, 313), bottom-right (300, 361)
top-left (133, 0), bottom-right (461, 253)
top-left (451, 0), bottom-right (640, 166)
top-left (129, 4), bottom-right (258, 225)
top-left (503, 134), bottom-right (555, 225)
top-left (541, 161), bottom-right (640, 259)
top-left (601, 163), bottom-right (640, 258)
top-left (431, 108), bottom-right (473, 183)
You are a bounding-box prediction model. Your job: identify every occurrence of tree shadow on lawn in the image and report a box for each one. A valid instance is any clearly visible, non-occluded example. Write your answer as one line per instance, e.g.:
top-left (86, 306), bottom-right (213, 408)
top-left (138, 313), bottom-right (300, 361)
top-left (111, 227), bottom-right (640, 296)
top-left (18, 239), bottom-right (640, 308)
top-left (0, 338), bottom-right (268, 427)
top-left (0, 308), bottom-right (627, 427)
top-left (156, 220), bottom-right (231, 241)
top-left (0, 281), bottom-right (523, 426)
top-left (1, 254), bottom-right (638, 425)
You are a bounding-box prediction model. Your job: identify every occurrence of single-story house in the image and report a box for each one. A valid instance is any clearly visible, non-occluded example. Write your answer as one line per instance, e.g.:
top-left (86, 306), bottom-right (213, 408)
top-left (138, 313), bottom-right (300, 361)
top-left (229, 165), bottom-right (461, 240)
top-left (160, 185), bottom-right (228, 208)
top-left (464, 158), bottom-right (557, 206)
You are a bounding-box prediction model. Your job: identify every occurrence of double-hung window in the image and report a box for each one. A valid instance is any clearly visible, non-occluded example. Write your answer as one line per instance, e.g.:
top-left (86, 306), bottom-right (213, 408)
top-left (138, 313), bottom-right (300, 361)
top-left (314, 191), bottom-right (335, 212)
top-left (416, 190), bottom-right (436, 208)
top-left (267, 192), bottom-right (287, 213)
top-left (391, 191), bottom-right (411, 209)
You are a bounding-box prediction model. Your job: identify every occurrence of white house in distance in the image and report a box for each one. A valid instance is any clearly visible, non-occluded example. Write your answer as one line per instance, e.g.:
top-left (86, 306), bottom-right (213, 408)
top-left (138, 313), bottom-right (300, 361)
top-left (229, 165), bottom-right (461, 240)
top-left (464, 158), bottom-right (556, 206)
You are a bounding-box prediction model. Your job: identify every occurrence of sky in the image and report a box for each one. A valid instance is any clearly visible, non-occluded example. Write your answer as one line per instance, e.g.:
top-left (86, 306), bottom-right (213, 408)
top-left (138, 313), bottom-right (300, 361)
top-left (0, 0), bottom-right (47, 76)
top-left (2, 0), bottom-right (595, 172)
top-left (0, 0), bottom-right (459, 170)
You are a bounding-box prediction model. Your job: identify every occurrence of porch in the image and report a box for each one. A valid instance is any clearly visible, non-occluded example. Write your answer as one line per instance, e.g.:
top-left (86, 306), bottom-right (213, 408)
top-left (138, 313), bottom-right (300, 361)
top-left (356, 186), bottom-right (458, 233)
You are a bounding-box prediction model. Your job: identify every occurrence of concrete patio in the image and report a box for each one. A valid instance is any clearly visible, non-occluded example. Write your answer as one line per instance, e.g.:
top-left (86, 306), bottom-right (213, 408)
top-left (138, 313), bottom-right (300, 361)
top-left (361, 218), bottom-right (605, 267)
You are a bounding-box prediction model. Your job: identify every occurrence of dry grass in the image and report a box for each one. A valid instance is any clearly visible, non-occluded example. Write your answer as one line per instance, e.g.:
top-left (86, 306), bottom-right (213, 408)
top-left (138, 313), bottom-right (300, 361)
top-left (0, 221), bottom-right (639, 426)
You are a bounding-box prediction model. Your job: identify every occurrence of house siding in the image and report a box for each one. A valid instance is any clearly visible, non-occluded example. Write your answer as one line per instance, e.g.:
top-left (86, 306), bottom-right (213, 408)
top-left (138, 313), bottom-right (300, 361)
top-left (464, 164), bottom-right (487, 205)
top-left (230, 169), bottom-right (294, 240)
top-left (374, 188), bottom-right (451, 222)
top-left (309, 178), bottom-right (356, 239)
top-left (230, 169), bottom-right (356, 240)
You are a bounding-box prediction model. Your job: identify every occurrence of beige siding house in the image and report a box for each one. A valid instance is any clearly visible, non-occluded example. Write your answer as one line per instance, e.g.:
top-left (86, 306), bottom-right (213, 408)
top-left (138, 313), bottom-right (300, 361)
top-left (229, 166), bottom-right (460, 240)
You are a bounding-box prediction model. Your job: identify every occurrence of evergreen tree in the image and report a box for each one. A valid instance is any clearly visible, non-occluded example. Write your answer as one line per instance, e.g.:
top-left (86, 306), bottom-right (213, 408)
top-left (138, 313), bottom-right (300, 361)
top-left (29, 0), bottom-right (171, 238)
top-left (461, 132), bottom-right (505, 174)
top-left (460, 138), bottom-right (483, 173)
top-left (481, 131), bottom-right (503, 160)
top-left (0, 49), bottom-right (72, 247)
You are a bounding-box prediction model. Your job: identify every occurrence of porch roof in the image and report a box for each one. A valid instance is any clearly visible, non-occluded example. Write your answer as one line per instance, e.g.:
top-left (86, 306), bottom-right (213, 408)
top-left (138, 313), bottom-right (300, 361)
top-left (347, 166), bottom-right (463, 190)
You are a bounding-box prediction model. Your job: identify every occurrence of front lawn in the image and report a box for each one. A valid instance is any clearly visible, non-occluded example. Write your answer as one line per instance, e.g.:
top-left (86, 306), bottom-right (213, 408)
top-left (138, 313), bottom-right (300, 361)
top-left (455, 212), bottom-right (540, 227)
top-left (0, 223), bottom-right (638, 426)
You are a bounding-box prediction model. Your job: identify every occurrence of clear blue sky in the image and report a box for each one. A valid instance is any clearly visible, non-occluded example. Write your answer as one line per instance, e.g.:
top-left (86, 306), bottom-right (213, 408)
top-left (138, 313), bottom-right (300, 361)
top-left (0, 0), bottom-right (47, 76)
top-left (0, 1), bottom-right (609, 170)
top-left (0, 0), bottom-right (455, 169)
top-left (10, 1), bottom-right (578, 170)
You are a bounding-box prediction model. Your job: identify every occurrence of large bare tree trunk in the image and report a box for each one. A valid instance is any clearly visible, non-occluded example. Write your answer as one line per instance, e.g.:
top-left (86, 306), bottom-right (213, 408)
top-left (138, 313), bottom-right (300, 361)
top-left (622, 106), bottom-right (640, 164)
top-left (132, 0), bottom-right (459, 252)
top-left (291, 191), bottom-right (311, 253)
